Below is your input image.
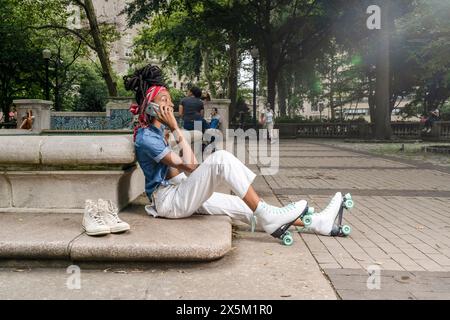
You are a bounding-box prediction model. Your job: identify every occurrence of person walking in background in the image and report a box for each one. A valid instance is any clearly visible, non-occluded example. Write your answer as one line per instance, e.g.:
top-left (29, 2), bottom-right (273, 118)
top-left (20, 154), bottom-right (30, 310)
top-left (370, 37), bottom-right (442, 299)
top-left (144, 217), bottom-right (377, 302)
top-left (179, 86), bottom-right (206, 132)
top-left (263, 104), bottom-right (275, 143)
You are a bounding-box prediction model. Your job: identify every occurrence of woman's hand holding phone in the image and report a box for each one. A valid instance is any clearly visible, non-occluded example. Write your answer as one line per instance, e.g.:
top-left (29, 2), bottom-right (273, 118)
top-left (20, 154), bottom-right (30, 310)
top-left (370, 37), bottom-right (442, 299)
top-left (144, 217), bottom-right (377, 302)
top-left (156, 104), bottom-right (178, 132)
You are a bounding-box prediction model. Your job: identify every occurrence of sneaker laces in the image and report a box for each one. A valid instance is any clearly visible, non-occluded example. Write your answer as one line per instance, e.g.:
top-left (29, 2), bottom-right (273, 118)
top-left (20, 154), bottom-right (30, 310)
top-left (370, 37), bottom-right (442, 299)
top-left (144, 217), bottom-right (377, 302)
top-left (88, 207), bottom-right (107, 226)
top-left (106, 201), bottom-right (122, 223)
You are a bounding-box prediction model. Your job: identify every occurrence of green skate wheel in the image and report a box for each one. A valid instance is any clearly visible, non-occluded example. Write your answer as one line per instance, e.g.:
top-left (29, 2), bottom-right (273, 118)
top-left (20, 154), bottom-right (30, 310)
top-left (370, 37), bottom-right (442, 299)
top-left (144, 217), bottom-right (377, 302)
top-left (342, 225), bottom-right (352, 236)
top-left (344, 199), bottom-right (354, 209)
top-left (344, 193), bottom-right (352, 201)
top-left (282, 235), bottom-right (294, 246)
top-left (284, 231), bottom-right (292, 237)
top-left (296, 226), bottom-right (306, 233)
top-left (307, 207), bottom-right (315, 215)
top-left (303, 215), bottom-right (313, 227)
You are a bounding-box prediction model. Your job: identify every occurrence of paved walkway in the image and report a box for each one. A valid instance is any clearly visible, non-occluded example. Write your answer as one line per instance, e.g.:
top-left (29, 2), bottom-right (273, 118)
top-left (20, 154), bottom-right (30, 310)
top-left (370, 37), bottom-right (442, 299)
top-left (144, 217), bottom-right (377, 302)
top-left (261, 140), bottom-right (450, 299)
top-left (1, 139), bottom-right (449, 300)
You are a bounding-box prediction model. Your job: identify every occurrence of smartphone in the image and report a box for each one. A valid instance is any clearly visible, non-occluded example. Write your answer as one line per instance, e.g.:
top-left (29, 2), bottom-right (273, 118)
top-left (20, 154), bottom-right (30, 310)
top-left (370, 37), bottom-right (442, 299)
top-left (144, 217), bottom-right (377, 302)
top-left (146, 102), bottom-right (161, 117)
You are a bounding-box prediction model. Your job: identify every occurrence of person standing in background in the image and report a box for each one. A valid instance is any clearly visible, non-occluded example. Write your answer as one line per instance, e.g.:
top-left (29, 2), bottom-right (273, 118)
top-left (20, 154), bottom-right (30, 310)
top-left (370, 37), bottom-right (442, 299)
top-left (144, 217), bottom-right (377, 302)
top-left (264, 104), bottom-right (275, 142)
top-left (179, 86), bottom-right (205, 132)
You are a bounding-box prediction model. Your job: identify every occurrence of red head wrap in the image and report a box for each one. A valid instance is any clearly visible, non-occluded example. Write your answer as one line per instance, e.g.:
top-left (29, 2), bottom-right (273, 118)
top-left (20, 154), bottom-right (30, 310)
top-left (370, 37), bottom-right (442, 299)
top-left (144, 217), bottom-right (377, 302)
top-left (131, 85), bottom-right (168, 141)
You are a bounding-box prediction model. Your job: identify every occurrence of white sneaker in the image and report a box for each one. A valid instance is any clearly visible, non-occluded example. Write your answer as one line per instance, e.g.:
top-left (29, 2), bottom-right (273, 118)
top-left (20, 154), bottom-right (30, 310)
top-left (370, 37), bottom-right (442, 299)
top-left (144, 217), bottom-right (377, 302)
top-left (98, 199), bottom-right (131, 234)
top-left (82, 200), bottom-right (110, 236)
top-left (308, 192), bottom-right (343, 235)
top-left (254, 200), bottom-right (307, 236)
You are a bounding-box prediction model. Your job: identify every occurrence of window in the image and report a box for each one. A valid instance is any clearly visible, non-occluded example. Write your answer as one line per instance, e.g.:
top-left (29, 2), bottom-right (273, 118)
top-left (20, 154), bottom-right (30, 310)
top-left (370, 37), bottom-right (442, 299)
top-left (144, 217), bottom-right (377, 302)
top-left (344, 108), bottom-right (369, 115)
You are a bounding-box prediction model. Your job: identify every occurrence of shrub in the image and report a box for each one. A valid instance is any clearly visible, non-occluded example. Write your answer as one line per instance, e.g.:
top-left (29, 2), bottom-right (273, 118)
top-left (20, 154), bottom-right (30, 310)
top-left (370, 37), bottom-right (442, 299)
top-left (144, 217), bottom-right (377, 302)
top-left (73, 77), bottom-right (108, 112)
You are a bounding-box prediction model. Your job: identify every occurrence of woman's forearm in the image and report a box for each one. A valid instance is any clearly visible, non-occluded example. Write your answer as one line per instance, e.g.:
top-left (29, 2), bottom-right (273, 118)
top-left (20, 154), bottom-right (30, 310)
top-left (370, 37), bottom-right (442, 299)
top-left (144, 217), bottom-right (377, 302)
top-left (173, 128), bottom-right (198, 167)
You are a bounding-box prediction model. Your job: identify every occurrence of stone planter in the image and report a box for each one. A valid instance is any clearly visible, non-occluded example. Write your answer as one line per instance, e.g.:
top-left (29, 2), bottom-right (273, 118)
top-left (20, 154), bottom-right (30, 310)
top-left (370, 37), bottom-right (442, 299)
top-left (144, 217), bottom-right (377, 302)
top-left (14, 99), bottom-right (53, 133)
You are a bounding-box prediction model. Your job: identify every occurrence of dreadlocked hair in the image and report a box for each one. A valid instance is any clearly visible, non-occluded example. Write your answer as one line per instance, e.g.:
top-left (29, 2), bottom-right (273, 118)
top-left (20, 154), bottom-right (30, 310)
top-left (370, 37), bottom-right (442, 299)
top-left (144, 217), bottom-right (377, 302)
top-left (123, 64), bottom-right (167, 105)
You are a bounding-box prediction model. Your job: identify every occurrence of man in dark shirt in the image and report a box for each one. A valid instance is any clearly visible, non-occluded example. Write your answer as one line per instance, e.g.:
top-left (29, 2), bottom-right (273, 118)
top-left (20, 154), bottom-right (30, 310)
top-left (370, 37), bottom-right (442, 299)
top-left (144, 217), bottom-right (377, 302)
top-left (179, 86), bottom-right (204, 131)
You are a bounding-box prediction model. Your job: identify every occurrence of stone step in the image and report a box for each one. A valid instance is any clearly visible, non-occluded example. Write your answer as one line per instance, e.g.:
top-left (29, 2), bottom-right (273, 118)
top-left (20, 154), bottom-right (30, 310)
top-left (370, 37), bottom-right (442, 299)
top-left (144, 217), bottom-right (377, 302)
top-left (0, 205), bottom-right (232, 263)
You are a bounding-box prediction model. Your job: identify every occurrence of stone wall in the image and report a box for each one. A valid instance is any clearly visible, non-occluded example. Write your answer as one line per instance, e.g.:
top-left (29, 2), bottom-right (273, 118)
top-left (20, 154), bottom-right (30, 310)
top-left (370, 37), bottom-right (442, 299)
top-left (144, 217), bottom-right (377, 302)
top-left (0, 135), bottom-right (144, 213)
top-left (50, 98), bottom-right (230, 132)
top-left (51, 109), bottom-right (133, 130)
top-left (13, 98), bottom-right (230, 132)
top-left (51, 98), bottom-right (134, 131)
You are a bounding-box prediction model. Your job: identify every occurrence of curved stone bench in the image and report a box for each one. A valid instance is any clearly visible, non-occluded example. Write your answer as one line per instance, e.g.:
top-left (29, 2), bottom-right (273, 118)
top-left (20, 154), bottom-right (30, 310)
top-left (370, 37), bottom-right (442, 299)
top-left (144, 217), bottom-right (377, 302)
top-left (0, 135), bottom-right (136, 166)
top-left (0, 135), bottom-right (142, 212)
top-left (0, 131), bottom-right (205, 213)
top-left (0, 132), bottom-right (233, 263)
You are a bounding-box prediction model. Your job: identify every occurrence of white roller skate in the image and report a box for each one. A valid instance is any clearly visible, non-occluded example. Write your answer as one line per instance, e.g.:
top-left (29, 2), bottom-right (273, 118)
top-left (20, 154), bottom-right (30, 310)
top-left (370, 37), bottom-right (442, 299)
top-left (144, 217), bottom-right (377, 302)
top-left (298, 192), bottom-right (353, 237)
top-left (254, 200), bottom-right (311, 246)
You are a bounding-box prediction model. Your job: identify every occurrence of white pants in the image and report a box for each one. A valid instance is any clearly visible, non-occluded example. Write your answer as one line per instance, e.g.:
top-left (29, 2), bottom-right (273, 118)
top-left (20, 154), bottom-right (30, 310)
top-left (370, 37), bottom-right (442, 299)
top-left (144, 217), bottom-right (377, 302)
top-left (153, 150), bottom-right (256, 225)
top-left (267, 122), bottom-right (274, 139)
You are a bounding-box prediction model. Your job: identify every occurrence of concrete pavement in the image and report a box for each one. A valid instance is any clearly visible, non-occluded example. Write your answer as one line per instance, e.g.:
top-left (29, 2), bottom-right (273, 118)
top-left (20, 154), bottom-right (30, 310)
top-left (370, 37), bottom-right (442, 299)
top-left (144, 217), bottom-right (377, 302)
top-left (268, 140), bottom-right (450, 299)
top-left (2, 138), bottom-right (450, 299)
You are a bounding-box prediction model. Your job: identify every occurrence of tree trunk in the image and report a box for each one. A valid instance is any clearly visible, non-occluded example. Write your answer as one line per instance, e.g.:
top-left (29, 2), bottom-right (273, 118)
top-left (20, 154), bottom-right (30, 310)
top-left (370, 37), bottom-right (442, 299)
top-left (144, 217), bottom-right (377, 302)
top-left (83, 0), bottom-right (117, 97)
top-left (330, 54), bottom-right (336, 120)
top-left (1, 98), bottom-right (11, 123)
top-left (277, 69), bottom-right (287, 117)
top-left (201, 49), bottom-right (217, 97)
top-left (373, 0), bottom-right (392, 140)
top-left (228, 33), bottom-right (238, 123)
top-left (266, 56), bottom-right (278, 110)
top-left (330, 88), bottom-right (335, 120)
top-left (367, 73), bottom-right (376, 124)
top-left (1, 76), bottom-right (12, 123)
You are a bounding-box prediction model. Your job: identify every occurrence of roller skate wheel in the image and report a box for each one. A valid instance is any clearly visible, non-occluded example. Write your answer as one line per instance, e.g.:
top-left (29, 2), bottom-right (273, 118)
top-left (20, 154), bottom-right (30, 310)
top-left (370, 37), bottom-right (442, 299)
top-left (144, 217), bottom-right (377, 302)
top-left (307, 207), bottom-right (315, 215)
top-left (303, 215), bottom-right (313, 227)
top-left (344, 193), bottom-right (352, 200)
top-left (284, 231), bottom-right (292, 237)
top-left (342, 225), bottom-right (352, 236)
top-left (282, 235), bottom-right (294, 246)
top-left (345, 199), bottom-right (354, 209)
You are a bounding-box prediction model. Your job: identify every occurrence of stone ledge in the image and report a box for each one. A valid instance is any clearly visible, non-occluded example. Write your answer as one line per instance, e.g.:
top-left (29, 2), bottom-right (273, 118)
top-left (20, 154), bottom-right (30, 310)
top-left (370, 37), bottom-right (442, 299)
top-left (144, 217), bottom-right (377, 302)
top-left (0, 167), bottom-right (144, 211)
top-left (0, 135), bottom-right (136, 166)
top-left (51, 112), bottom-right (107, 117)
top-left (0, 208), bottom-right (232, 263)
top-left (0, 212), bottom-right (79, 259)
top-left (13, 99), bottom-right (53, 105)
